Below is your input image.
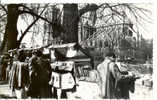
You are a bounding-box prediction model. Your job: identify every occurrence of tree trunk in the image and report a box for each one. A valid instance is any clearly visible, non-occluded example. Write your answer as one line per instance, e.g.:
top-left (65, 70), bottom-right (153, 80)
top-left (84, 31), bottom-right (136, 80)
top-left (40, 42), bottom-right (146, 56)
top-left (1, 4), bottom-right (19, 54)
top-left (62, 4), bottom-right (78, 43)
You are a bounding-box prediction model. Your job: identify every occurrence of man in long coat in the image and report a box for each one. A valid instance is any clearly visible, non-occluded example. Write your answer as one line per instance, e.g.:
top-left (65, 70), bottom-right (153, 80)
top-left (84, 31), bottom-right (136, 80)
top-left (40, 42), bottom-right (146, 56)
top-left (97, 51), bottom-right (133, 99)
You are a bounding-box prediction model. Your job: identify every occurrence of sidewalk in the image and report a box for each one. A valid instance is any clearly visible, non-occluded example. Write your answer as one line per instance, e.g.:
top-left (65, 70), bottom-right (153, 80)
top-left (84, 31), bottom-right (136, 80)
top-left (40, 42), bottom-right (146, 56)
top-left (0, 81), bottom-right (153, 99)
top-left (0, 81), bottom-right (16, 98)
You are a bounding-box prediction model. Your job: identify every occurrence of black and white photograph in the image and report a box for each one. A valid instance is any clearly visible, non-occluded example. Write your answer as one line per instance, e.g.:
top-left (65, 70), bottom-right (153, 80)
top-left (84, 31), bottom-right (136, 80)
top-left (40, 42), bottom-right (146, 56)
top-left (0, 1), bottom-right (154, 99)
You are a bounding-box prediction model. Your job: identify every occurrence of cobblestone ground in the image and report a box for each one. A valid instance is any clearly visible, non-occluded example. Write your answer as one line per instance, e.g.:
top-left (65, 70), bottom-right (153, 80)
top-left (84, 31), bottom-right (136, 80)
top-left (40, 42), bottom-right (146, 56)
top-left (0, 81), bottom-right (153, 99)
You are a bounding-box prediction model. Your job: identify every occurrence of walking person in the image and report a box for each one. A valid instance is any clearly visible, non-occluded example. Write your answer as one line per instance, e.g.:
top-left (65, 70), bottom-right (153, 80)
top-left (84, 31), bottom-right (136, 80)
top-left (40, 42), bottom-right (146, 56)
top-left (1, 53), bottom-right (10, 81)
top-left (97, 51), bottom-right (134, 99)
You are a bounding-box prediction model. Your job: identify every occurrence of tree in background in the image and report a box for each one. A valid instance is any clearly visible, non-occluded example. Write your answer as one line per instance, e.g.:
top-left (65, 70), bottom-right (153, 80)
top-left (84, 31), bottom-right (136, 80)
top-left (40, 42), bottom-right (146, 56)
top-left (0, 4), bottom-right (49, 54)
top-left (0, 4), bottom-right (100, 54)
top-left (134, 37), bottom-right (153, 63)
top-left (0, 3), bottom-right (152, 56)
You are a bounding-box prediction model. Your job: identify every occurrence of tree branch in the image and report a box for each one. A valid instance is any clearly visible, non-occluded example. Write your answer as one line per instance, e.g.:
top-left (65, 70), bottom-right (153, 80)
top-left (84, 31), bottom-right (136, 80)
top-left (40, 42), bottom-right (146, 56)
top-left (105, 4), bottom-right (124, 17)
top-left (19, 4), bottom-right (52, 24)
top-left (0, 13), bottom-right (7, 19)
top-left (18, 4), bottom-right (47, 44)
top-left (0, 4), bottom-right (8, 13)
top-left (18, 18), bottom-right (39, 43)
top-left (18, 4), bottom-right (37, 13)
top-left (79, 4), bottom-right (100, 17)
top-left (69, 4), bottom-right (105, 27)
top-left (19, 10), bottom-right (52, 24)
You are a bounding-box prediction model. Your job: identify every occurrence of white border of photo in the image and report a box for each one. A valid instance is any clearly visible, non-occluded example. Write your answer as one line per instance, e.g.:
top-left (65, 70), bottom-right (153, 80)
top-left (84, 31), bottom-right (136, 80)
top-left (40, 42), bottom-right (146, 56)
top-left (1, 0), bottom-right (155, 3)
top-left (0, 0), bottom-right (156, 100)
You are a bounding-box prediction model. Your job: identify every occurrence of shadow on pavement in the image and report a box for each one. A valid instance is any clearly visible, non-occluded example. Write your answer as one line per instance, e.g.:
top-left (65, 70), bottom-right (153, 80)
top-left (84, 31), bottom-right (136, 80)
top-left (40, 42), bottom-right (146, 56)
top-left (0, 81), bottom-right (8, 85)
top-left (0, 94), bottom-right (16, 98)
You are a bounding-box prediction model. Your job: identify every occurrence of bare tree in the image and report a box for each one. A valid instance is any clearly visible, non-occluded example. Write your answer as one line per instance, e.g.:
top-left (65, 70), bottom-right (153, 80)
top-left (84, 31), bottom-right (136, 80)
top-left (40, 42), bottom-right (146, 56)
top-left (0, 4), bottom-right (50, 54)
top-left (0, 3), bottom-right (151, 55)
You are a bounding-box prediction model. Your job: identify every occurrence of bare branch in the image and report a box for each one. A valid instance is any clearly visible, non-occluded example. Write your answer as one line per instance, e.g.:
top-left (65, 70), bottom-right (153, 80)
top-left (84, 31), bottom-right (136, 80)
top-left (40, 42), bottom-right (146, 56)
top-left (105, 4), bottom-right (124, 18)
top-left (19, 10), bottom-right (52, 24)
top-left (18, 4), bottom-right (47, 43)
top-left (79, 4), bottom-right (101, 17)
top-left (0, 4), bottom-right (8, 13)
top-left (18, 4), bottom-right (37, 13)
top-left (0, 13), bottom-right (7, 19)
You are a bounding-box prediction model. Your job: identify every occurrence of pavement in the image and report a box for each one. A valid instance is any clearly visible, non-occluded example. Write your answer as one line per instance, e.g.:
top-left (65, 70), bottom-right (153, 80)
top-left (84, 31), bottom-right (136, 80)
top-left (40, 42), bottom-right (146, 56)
top-left (0, 80), bottom-right (153, 99)
top-left (0, 81), bottom-right (16, 98)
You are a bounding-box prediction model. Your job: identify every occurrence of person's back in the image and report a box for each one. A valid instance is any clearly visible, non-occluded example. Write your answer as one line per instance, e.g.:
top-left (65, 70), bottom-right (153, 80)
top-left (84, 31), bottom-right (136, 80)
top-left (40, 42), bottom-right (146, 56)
top-left (1, 54), bottom-right (10, 81)
top-left (97, 51), bottom-right (134, 99)
top-left (97, 58), bottom-right (117, 99)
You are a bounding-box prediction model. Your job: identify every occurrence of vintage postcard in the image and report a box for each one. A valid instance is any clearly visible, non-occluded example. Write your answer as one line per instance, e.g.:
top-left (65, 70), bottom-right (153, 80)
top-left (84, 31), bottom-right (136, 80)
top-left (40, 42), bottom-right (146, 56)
top-left (0, 0), bottom-right (155, 99)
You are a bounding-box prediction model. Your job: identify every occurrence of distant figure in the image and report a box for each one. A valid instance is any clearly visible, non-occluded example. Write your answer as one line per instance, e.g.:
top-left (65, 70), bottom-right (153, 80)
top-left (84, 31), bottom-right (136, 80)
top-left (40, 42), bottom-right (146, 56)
top-left (97, 51), bottom-right (134, 99)
top-left (1, 53), bottom-right (10, 81)
top-left (9, 50), bottom-right (29, 99)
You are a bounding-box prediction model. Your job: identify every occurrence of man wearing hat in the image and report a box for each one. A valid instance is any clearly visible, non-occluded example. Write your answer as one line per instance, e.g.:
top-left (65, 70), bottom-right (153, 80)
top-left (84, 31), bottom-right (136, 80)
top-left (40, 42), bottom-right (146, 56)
top-left (97, 50), bottom-right (134, 99)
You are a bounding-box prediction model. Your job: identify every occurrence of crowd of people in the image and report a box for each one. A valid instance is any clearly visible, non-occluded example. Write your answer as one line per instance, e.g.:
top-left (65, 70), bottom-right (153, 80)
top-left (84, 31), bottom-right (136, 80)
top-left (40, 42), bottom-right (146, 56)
top-left (0, 48), bottom-right (77, 99)
top-left (0, 47), bottom-right (138, 99)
